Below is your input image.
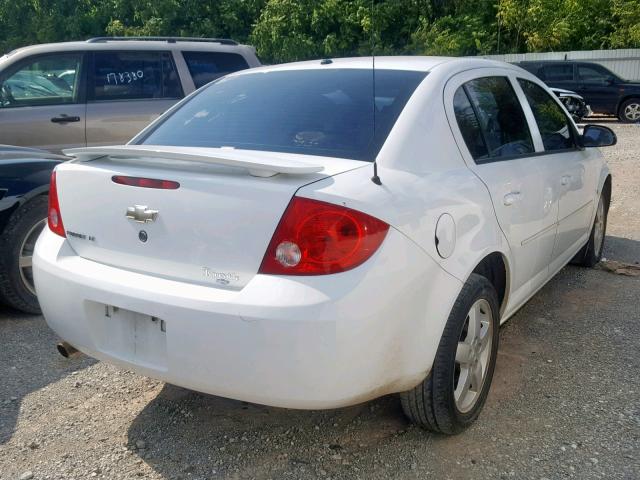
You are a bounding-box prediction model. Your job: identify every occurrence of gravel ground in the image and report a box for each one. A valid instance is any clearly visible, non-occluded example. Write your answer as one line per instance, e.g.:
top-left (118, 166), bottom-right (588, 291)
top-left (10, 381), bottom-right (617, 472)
top-left (1, 121), bottom-right (639, 480)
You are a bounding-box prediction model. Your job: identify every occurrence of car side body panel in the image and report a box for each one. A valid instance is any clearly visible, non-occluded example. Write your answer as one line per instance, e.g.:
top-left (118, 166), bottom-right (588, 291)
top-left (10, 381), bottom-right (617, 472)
top-left (298, 165), bottom-right (510, 312)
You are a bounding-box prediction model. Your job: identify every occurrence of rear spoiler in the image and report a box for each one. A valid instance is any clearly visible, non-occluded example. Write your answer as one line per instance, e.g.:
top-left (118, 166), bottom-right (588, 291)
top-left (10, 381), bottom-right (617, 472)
top-left (63, 145), bottom-right (324, 178)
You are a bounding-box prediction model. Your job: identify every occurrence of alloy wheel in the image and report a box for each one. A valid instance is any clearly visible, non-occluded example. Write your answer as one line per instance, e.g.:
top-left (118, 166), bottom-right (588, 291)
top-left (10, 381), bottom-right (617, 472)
top-left (624, 102), bottom-right (640, 122)
top-left (454, 298), bottom-right (493, 413)
top-left (18, 218), bottom-right (46, 296)
top-left (593, 196), bottom-right (606, 258)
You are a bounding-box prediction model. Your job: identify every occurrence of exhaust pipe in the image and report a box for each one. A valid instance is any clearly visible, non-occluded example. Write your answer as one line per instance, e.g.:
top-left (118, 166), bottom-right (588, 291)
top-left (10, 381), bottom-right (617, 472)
top-left (56, 341), bottom-right (81, 359)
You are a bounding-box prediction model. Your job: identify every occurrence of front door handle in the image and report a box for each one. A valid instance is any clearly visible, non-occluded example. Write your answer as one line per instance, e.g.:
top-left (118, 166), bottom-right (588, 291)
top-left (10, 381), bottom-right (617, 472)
top-left (51, 115), bottom-right (80, 123)
top-left (503, 192), bottom-right (522, 206)
top-left (561, 175), bottom-right (572, 186)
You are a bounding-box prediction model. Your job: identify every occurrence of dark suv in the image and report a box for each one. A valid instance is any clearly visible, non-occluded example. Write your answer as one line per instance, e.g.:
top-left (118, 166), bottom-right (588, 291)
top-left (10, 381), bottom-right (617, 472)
top-left (514, 61), bottom-right (640, 123)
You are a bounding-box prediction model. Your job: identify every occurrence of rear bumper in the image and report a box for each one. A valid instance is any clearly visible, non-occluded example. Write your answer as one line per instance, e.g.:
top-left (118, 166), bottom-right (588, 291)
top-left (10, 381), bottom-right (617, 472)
top-left (34, 227), bottom-right (461, 409)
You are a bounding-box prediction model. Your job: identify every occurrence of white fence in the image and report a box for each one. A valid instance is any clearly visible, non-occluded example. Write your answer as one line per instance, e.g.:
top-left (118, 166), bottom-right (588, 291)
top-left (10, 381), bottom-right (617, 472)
top-left (479, 49), bottom-right (640, 81)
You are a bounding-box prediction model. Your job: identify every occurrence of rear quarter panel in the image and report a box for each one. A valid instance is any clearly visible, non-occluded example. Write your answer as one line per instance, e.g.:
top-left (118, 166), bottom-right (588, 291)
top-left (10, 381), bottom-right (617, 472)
top-left (297, 163), bottom-right (511, 314)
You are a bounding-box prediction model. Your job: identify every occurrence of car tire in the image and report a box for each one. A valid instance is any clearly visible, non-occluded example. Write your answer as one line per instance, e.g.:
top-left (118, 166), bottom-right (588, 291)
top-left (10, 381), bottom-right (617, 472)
top-left (572, 193), bottom-right (608, 268)
top-left (400, 273), bottom-right (500, 434)
top-left (0, 196), bottom-right (48, 314)
top-left (618, 98), bottom-right (640, 123)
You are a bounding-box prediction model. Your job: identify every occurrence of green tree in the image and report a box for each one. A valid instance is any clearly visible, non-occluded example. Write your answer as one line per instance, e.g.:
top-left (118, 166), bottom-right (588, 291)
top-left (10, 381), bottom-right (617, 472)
top-left (1, 0), bottom-right (639, 61)
top-left (411, 14), bottom-right (496, 56)
top-left (250, 0), bottom-right (430, 63)
top-left (609, 0), bottom-right (640, 47)
top-left (497, 0), bottom-right (615, 52)
top-left (105, 0), bottom-right (266, 41)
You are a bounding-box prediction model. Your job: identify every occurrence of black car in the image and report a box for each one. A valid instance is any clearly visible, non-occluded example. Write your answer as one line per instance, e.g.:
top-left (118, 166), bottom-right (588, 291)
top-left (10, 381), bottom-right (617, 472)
top-left (514, 60), bottom-right (640, 123)
top-left (0, 146), bottom-right (66, 313)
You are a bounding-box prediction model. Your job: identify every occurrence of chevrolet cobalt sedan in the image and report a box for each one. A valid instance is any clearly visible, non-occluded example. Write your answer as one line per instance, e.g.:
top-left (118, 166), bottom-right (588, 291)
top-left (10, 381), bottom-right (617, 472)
top-left (33, 57), bottom-right (616, 434)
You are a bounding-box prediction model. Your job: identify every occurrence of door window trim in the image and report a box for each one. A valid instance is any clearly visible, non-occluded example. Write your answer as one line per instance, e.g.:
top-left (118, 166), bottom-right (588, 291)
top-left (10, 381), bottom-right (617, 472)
top-left (0, 51), bottom-right (87, 108)
top-left (87, 50), bottom-right (184, 103)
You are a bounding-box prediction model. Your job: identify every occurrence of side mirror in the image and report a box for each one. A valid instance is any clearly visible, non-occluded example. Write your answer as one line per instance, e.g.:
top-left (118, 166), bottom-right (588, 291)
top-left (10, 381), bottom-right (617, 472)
top-left (606, 76), bottom-right (616, 85)
top-left (581, 124), bottom-right (617, 148)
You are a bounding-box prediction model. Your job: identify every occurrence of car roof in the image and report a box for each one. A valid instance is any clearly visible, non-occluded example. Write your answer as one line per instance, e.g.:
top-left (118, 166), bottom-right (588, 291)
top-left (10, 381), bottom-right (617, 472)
top-left (4, 38), bottom-right (255, 59)
top-left (234, 56), bottom-right (517, 74)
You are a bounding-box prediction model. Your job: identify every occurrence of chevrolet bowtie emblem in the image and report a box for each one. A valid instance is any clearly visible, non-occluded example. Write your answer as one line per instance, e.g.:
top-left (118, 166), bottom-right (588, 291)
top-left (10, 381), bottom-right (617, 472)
top-left (126, 205), bottom-right (159, 223)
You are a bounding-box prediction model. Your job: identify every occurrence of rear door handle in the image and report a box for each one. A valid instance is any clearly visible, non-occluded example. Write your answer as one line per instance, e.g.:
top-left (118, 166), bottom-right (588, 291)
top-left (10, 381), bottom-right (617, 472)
top-left (51, 115), bottom-right (80, 123)
top-left (561, 175), bottom-right (572, 186)
top-left (503, 192), bottom-right (522, 206)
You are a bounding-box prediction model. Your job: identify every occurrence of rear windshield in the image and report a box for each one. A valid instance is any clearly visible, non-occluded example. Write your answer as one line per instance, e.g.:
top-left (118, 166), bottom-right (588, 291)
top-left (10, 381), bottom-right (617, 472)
top-left (138, 68), bottom-right (426, 161)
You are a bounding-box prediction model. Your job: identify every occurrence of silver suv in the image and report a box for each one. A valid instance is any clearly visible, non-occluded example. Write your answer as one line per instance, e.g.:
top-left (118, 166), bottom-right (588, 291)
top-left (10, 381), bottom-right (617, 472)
top-left (0, 37), bottom-right (260, 152)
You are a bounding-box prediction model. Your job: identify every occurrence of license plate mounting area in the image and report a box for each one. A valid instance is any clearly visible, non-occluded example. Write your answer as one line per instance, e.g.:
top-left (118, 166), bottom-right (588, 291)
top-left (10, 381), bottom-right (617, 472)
top-left (87, 302), bottom-right (168, 371)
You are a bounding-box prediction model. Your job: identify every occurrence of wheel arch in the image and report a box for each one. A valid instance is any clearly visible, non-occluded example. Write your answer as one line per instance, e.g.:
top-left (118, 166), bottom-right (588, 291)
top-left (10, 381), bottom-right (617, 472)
top-left (471, 252), bottom-right (510, 316)
top-left (0, 186), bottom-right (49, 237)
top-left (601, 174), bottom-right (612, 210)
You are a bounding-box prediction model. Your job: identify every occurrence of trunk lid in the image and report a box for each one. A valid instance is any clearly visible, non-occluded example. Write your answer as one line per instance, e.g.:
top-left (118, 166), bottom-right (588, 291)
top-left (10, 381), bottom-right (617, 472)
top-left (56, 147), bottom-right (364, 289)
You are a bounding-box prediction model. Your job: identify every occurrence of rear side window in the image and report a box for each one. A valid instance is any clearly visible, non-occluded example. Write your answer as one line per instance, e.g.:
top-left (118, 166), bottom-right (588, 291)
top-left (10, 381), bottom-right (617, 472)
top-left (518, 79), bottom-right (576, 151)
top-left (578, 65), bottom-right (609, 84)
top-left (90, 51), bottom-right (182, 101)
top-left (462, 77), bottom-right (534, 159)
top-left (182, 51), bottom-right (249, 89)
top-left (542, 64), bottom-right (574, 81)
top-left (139, 69), bottom-right (426, 162)
top-left (453, 87), bottom-right (488, 160)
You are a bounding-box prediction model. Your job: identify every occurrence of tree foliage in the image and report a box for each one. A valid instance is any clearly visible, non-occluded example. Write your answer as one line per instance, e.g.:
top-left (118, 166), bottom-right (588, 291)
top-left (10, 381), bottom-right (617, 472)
top-left (0, 0), bottom-right (638, 62)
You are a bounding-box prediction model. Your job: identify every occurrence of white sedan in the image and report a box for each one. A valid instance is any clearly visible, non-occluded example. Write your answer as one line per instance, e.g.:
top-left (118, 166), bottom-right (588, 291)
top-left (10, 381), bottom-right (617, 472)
top-left (33, 57), bottom-right (616, 434)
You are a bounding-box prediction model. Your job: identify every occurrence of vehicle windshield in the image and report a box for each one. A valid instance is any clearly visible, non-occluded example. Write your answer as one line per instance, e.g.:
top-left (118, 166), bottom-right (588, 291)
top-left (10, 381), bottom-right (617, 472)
top-left (139, 68), bottom-right (426, 161)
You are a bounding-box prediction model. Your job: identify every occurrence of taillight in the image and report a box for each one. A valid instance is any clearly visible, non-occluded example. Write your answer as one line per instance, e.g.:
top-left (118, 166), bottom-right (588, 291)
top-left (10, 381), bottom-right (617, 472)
top-left (48, 170), bottom-right (66, 237)
top-left (259, 197), bottom-right (389, 275)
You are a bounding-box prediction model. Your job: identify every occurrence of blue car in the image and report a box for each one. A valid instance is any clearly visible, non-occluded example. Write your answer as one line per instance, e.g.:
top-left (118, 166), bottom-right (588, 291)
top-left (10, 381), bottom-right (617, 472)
top-left (0, 146), bottom-right (67, 313)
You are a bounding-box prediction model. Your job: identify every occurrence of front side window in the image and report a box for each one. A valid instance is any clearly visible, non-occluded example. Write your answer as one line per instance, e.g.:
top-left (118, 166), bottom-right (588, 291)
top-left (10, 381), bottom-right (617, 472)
top-left (139, 69), bottom-right (426, 161)
top-left (90, 51), bottom-right (182, 101)
top-left (518, 79), bottom-right (575, 151)
top-left (182, 51), bottom-right (249, 89)
top-left (0, 53), bottom-right (82, 108)
top-left (542, 64), bottom-right (574, 82)
top-left (462, 77), bottom-right (534, 159)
